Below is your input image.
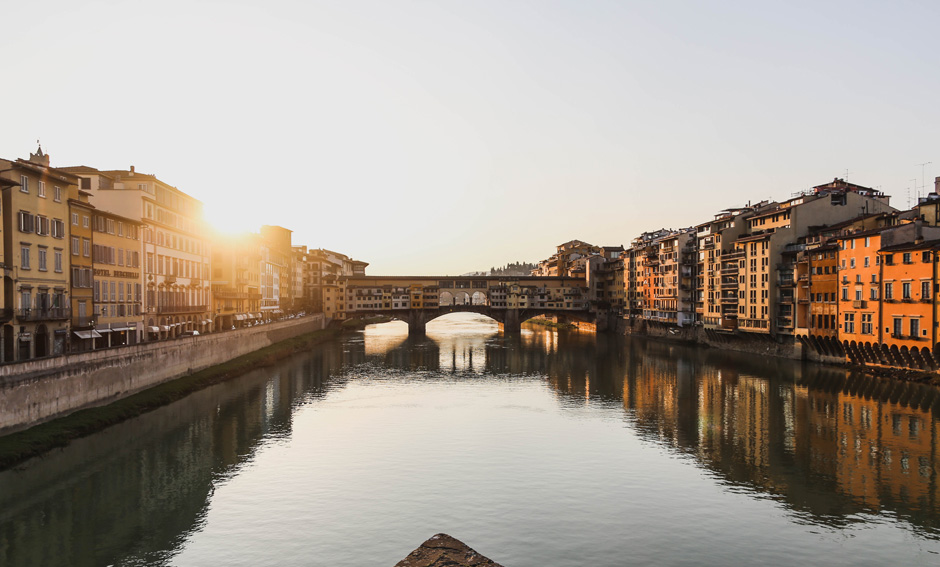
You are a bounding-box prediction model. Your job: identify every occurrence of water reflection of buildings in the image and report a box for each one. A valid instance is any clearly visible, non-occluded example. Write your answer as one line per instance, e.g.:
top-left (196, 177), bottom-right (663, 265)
top-left (0, 344), bottom-right (348, 567)
top-left (546, 336), bottom-right (940, 533)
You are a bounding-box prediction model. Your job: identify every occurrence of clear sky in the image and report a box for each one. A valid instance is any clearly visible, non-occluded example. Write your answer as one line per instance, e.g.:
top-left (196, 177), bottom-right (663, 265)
top-left (3, 1), bottom-right (938, 275)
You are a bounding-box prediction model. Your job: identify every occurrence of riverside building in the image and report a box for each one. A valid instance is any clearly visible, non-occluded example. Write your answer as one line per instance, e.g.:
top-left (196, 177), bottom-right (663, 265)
top-left (61, 165), bottom-right (212, 339)
top-left (0, 147), bottom-right (75, 361)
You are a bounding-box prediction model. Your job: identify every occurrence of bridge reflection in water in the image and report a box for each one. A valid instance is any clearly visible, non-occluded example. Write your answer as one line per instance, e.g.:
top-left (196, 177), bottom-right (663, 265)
top-left (1, 314), bottom-right (939, 566)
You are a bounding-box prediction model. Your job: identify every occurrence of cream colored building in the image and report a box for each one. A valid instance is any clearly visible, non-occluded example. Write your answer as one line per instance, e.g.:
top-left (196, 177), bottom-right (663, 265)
top-left (62, 166), bottom-right (212, 339)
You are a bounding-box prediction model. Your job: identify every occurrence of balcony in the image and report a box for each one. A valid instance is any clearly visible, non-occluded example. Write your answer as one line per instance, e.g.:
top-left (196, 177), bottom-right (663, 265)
top-left (74, 316), bottom-right (96, 327)
top-left (852, 300), bottom-right (867, 309)
top-left (214, 290), bottom-right (248, 300)
top-left (156, 304), bottom-right (208, 315)
top-left (17, 307), bottom-right (71, 321)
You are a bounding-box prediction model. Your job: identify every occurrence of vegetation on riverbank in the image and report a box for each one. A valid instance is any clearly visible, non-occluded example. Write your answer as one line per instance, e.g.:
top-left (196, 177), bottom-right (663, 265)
top-left (0, 328), bottom-right (340, 471)
top-left (340, 315), bottom-right (393, 329)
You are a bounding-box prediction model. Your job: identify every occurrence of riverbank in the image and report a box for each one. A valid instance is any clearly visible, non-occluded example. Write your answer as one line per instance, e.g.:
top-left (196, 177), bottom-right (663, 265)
top-left (0, 327), bottom-right (340, 471)
top-left (618, 319), bottom-right (940, 386)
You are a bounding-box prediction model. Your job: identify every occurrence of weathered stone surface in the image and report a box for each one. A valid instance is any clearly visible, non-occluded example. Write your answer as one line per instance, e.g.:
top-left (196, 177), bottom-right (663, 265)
top-left (394, 534), bottom-right (504, 567)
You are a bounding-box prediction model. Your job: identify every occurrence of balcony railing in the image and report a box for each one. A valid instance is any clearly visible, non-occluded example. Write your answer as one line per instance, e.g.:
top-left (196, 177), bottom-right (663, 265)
top-left (156, 304), bottom-right (208, 315)
top-left (17, 307), bottom-right (71, 321)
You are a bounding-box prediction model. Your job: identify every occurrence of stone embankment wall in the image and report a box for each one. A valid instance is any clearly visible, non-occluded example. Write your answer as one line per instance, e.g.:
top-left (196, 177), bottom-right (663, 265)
top-left (617, 318), bottom-right (937, 372)
top-left (618, 318), bottom-right (805, 359)
top-left (0, 314), bottom-right (325, 434)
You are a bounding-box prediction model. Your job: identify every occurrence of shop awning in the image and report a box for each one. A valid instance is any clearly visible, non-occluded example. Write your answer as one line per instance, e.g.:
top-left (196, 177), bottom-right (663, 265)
top-left (160, 325), bottom-right (170, 332)
top-left (148, 326), bottom-right (160, 333)
top-left (111, 326), bottom-right (131, 332)
top-left (73, 330), bottom-right (102, 340)
top-left (202, 319), bottom-right (213, 325)
top-left (97, 328), bottom-right (112, 333)
top-left (235, 314), bottom-right (247, 321)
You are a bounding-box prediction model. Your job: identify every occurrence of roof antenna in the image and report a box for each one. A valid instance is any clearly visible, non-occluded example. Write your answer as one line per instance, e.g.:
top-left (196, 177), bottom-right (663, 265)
top-left (917, 162), bottom-right (932, 199)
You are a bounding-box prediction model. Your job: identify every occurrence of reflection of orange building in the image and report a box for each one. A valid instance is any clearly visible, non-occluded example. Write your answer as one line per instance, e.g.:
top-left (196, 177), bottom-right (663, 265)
top-left (613, 340), bottom-right (940, 524)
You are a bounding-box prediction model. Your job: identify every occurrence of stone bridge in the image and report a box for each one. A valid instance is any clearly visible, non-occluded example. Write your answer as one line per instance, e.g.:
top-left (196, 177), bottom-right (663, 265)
top-left (343, 275), bottom-right (594, 334)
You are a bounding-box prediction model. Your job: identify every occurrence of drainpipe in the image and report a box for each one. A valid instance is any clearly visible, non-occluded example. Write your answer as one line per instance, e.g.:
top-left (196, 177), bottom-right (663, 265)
top-left (877, 250), bottom-right (884, 346)
top-left (933, 247), bottom-right (937, 351)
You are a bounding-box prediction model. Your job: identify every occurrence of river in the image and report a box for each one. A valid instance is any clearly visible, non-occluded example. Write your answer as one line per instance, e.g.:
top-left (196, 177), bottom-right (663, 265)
top-left (2, 313), bottom-right (940, 566)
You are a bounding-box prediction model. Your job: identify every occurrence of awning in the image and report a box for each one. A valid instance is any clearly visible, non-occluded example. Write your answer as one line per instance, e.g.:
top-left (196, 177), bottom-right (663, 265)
top-left (73, 330), bottom-right (103, 340)
top-left (97, 328), bottom-right (112, 333)
top-left (160, 325), bottom-right (170, 332)
top-left (111, 326), bottom-right (130, 332)
top-left (202, 319), bottom-right (212, 324)
top-left (235, 314), bottom-right (247, 321)
top-left (148, 326), bottom-right (160, 333)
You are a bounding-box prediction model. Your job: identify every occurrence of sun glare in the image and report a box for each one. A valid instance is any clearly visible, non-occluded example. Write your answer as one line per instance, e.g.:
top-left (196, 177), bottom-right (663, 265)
top-left (205, 201), bottom-right (259, 236)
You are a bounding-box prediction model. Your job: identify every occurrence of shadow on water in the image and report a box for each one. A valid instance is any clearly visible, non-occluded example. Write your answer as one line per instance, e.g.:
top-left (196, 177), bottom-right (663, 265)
top-left (2, 316), bottom-right (940, 566)
top-left (0, 342), bottom-right (350, 567)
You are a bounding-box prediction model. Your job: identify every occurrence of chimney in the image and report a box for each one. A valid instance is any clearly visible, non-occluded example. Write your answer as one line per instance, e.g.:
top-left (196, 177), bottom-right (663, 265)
top-left (130, 165), bottom-right (135, 174)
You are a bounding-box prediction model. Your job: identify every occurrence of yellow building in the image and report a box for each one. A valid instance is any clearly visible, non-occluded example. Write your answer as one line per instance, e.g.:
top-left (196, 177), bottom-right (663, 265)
top-left (68, 185), bottom-right (96, 351)
top-left (0, 147), bottom-right (76, 361)
top-left (91, 210), bottom-right (144, 347)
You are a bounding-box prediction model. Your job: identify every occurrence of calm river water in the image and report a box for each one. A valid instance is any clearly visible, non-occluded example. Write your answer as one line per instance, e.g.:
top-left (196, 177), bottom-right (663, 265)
top-left (3, 313), bottom-right (940, 566)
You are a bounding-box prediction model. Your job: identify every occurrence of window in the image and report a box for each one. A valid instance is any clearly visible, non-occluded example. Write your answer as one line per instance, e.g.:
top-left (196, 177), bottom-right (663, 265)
top-left (855, 289), bottom-right (862, 301)
top-left (18, 211), bottom-right (35, 233)
top-left (844, 313), bottom-right (855, 333)
top-left (72, 213), bottom-right (79, 225)
top-left (54, 186), bottom-right (61, 202)
top-left (54, 250), bottom-right (62, 273)
top-left (894, 317), bottom-right (903, 337)
top-left (903, 282), bottom-right (911, 300)
top-left (83, 216), bottom-right (89, 228)
top-left (861, 313), bottom-right (872, 335)
top-left (864, 257), bottom-right (870, 267)
top-left (885, 282), bottom-right (894, 299)
top-left (870, 288), bottom-right (878, 300)
top-left (83, 238), bottom-right (90, 257)
top-left (850, 258), bottom-right (856, 268)
top-left (38, 181), bottom-right (46, 197)
top-left (923, 251), bottom-right (931, 263)
top-left (923, 281), bottom-right (931, 300)
top-left (72, 237), bottom-right (80, 255)
top-left (20, 175), bottom-right (29, 193)
top-left (52, 219), bottom-right (64, 238)
top-left (38, 248), bottom-right (47, 271)
top-left (21, 245), bottom-right (30, 269)
top-left (36, 216), bottom-right (50, 236)
top-left (865, 237), bottom-right (870, 247)
top-left (903, 252), bottom-right (912, 264)
top-left (911, 318), bottom-right (920, 338)
top-left (842, 287), bottom-right (848, 300)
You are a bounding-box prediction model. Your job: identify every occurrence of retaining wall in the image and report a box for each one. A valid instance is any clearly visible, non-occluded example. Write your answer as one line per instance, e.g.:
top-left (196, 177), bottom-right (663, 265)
top-left (0, 314), bottom-right (325, 434)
